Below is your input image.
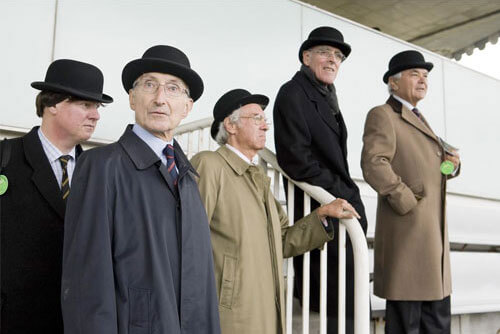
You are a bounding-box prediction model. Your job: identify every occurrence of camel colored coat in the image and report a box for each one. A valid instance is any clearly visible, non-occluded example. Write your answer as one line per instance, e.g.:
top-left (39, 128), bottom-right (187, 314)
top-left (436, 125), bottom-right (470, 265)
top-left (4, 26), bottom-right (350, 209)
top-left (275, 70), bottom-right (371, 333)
top-left (191, 146), bottom-right (333, 334)
top-left (361, 96), bottom-right (459, 301)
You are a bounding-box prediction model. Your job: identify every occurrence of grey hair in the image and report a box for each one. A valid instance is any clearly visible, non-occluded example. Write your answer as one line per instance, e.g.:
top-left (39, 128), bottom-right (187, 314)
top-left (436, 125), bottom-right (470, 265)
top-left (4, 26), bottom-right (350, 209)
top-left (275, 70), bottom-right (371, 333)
top-left (214, 108), bottom-right (244, 145)
top-left (387, 72), bottom-right (402, 94)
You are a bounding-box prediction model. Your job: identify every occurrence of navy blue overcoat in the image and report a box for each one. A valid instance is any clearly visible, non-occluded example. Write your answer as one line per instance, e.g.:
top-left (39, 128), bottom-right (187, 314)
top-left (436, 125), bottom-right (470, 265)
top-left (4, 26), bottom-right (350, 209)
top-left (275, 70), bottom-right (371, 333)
top-left (62, 125), bottom-right (220, 334)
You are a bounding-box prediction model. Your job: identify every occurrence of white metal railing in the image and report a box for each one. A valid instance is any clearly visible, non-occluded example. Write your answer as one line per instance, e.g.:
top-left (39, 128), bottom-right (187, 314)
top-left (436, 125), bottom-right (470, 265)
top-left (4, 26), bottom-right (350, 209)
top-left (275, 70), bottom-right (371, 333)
top-left (175, 117), bottom-right (370, 334)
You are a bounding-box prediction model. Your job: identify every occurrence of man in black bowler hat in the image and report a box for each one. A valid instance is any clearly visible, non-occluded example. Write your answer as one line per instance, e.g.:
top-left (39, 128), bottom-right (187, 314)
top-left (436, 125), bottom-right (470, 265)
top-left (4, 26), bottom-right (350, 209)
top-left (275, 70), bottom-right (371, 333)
top-left (361, 50), bottom-right (460, 333)
top-left (61, 45), bottom-right (221, 334)
top-left (273, 26), bottom-right (367, 333)
top-left (0, 59), bottom-right (112, 333)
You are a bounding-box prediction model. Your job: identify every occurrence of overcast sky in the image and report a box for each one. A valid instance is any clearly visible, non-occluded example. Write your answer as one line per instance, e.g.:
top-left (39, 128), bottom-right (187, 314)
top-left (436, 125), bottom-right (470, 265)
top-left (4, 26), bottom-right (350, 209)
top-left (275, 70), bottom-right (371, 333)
top-left (456, 42), bottom-right (500, 81)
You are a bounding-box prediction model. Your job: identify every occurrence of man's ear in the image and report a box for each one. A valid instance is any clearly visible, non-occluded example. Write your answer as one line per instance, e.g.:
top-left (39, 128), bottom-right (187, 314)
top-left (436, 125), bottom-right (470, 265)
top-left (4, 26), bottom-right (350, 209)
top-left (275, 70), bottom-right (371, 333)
top-left (181, 98), bottom-right (194, 118)
top-left (223, 117), bottom-right (237, 135)
top-left (389, 77), bottom-right (398, 91)
top-left (303, 50), bottom-right (311, 66)
top-left (129, 90), bottom-right (136, 109)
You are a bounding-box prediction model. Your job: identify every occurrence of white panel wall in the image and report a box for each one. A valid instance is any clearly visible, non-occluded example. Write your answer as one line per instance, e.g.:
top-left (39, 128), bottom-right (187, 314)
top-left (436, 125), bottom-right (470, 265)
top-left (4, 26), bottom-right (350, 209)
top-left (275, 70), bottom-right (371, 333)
top-left (0, 0), bottom-right (56, 129)
top-left (2, 0), bottom-right (500, 201)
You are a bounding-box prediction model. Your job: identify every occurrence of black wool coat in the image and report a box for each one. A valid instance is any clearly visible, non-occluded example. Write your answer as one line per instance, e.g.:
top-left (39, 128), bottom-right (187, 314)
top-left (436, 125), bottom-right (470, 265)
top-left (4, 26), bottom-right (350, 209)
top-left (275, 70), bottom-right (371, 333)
top-left (61, 125), bottom-right (221, 334)
top-left (273, 71), bottom-right (367, 331)
top-left (1, 126), bottom-right (81, 333)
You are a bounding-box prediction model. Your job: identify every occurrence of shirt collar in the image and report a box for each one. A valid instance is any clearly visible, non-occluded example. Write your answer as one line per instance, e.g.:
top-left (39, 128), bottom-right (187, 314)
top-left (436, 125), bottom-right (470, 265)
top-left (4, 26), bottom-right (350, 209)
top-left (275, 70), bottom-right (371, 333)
top-left (38, 127), bottom-right (76, 163)
top-left (132, 123), bottom-right (173, 159)
top-left (392, 94), bottom-right (417, 112)
top-left (225, 144), bottom-right (259, 165)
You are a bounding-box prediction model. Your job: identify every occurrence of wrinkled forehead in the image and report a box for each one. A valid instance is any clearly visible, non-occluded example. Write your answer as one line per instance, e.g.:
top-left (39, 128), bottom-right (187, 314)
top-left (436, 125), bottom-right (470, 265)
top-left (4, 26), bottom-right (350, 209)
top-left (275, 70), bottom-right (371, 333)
top-left (402, 68), bottom-right (429, 76)
top-left (135, 72), bottom-right (188, 88)
top-left (308, 44), bottom-right (342, 53)
top-left (238, 103), bottom-right (265, 116)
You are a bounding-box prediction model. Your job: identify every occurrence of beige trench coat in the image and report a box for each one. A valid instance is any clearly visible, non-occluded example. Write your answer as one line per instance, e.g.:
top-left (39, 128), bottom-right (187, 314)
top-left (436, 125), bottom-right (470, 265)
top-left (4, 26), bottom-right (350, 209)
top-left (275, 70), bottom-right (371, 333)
top-left (361, 96), bottom-right (459, 301)
top-left (191, 146), bottom-right (333, 334)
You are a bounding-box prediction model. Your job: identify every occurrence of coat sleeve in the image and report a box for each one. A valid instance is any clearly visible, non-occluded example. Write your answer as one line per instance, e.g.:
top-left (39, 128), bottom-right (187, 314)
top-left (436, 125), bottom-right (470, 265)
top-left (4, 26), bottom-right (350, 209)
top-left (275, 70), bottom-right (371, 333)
top-left (273, 86), bottom-right (354, 199)
top-left (190, 153), bottom-right (220, 223)
top-left (277, 197), bottom-right (333, 258)
top-left (361, 107), bottom-right (418, 215)
top-left (61, 151), bottom-right (118, 334)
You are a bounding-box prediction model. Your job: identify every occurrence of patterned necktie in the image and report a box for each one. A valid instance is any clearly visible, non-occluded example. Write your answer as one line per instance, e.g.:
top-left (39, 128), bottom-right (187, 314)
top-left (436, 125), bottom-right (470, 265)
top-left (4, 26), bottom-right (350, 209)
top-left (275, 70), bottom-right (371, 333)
top-left (59, 155), bottom-right (71, 202)
top-left (163, 144), bottom-right (178, 186)
top-left (412, 107), bottom-right (422, 120)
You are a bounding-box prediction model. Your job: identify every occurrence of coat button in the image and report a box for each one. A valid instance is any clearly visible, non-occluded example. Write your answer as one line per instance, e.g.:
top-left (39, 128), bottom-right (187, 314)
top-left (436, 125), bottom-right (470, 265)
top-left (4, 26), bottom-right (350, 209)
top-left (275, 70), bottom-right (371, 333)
top-left (437, 151), bottom-right (442, 157)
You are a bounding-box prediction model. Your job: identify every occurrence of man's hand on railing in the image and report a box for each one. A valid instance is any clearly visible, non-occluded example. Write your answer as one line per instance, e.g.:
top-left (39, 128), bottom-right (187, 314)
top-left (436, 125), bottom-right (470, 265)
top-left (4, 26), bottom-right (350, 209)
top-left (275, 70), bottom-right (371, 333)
top-left (317, 198), bottom-right (361, 220)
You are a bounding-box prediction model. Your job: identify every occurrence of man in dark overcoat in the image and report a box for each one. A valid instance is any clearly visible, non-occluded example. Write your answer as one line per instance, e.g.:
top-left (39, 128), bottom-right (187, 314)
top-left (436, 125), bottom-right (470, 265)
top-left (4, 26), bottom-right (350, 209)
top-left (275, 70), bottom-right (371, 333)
top-left (273, 26), bottom-right (367, 334)
top-left (0, 59), bottom-right (112, 333)
top-left (61, 45), bottom-right (221, 334)
top-left (361, 50), bottom-right (460, 333)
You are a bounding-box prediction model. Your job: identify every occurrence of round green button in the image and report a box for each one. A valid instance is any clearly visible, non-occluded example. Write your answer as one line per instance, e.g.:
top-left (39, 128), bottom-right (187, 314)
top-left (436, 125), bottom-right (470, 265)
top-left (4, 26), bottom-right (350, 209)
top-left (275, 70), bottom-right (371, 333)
top-left (0, 174), bottom-right (8, 195)
top-left (440, 161), bottom-right (454, 175)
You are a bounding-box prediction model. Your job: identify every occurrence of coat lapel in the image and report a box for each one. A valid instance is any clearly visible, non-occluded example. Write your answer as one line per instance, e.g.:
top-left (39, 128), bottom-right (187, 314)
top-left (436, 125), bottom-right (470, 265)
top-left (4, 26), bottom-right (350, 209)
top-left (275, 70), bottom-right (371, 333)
top-left (23, 127), bottom-right (66, 219)
top-left (294, 72), bottom-right (341, 136)
top-left (387, 96), bottom-right (438, 142)
top-left (119, 125), bottom-right (188, 199)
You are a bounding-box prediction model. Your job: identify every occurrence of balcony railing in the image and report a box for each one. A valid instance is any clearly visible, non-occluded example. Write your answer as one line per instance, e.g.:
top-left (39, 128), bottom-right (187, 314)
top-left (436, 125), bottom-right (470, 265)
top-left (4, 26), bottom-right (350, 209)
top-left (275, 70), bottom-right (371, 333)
top-left (174, 118), bottom-right (370, 334)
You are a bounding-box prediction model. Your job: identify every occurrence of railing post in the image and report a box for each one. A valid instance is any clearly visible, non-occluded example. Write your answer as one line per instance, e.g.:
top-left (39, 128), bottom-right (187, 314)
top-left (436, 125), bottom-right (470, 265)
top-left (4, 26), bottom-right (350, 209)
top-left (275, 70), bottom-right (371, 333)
top-left (302, 194), bottom-right (311, 334)
top-left (319, 236), bottom-right (328, 333)
top-left (338, 223), bottom-right (346, 334)
top-left (286, 182), bottom-right (295, 334)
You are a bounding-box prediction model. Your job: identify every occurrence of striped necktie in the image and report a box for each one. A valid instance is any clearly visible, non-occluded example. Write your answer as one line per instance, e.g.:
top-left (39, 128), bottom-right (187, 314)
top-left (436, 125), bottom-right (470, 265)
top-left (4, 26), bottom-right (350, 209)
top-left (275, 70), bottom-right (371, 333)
top-left (59, 155), bottom-right (71, 202)
top-left (163, 144), bottom-right (178, 186)
top-left (412, 107), bottom-right (422, 120)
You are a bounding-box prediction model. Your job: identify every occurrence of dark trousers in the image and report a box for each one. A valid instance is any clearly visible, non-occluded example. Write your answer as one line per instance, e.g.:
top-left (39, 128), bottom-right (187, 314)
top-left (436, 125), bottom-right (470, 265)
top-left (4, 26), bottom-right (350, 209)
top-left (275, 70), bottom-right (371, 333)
top-left (385, 296), bottom-right (451, 334)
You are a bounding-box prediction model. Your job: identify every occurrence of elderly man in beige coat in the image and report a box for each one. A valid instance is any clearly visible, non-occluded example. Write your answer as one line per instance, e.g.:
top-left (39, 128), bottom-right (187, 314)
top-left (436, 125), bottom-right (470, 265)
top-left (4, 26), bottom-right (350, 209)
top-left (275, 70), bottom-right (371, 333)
top-left (191, 89), bottom-right (360, 334)
top-left (361, 50), bottom-right (460, 334)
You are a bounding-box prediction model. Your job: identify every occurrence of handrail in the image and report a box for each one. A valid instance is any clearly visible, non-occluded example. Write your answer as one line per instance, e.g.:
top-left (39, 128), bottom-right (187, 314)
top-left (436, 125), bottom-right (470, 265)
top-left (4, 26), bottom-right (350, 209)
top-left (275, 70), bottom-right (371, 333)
top-left (173, 118), bottom-right (370, 334)
top-left (258, 148), bottom-right (370, 334)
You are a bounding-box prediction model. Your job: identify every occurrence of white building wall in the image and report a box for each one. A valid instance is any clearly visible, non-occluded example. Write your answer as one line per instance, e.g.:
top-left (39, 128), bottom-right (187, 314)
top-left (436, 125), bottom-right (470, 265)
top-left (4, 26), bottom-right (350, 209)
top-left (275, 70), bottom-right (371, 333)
top-left (1, 0), bottom-right (499, 319)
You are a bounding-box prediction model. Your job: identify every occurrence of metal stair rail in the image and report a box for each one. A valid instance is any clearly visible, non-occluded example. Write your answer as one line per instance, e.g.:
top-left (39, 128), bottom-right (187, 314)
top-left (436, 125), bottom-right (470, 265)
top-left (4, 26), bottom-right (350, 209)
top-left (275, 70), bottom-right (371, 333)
top-left (174, 118), bottom-right (370, 334)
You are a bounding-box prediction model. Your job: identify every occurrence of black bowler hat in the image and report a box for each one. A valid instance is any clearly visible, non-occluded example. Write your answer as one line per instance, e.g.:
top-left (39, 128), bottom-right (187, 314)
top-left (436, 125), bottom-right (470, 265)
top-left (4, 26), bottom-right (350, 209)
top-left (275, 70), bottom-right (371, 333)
top-left (31, 59), bottom-right (113, 103)
top-left (122, 45), bottom-right (204, 101)
top-left (210, 89), bottom-right (269, 140)
top-left (299, 26), bottom-right (351, 63)
top-left (383, 50), bottom-right (434, 83)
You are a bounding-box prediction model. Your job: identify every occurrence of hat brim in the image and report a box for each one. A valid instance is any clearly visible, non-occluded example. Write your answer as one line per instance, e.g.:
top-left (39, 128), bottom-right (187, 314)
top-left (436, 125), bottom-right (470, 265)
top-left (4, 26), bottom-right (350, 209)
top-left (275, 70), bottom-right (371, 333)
top-left (299, 38), bottom-right (352, 63)
top-left (31, 81), bottom-right (113, 103)
top-left (122, 58), bottom-right (204, 101)
top-left (210, 94), bottom-right (269, 140)
top-left (383, 62), bottom-right (434, 83)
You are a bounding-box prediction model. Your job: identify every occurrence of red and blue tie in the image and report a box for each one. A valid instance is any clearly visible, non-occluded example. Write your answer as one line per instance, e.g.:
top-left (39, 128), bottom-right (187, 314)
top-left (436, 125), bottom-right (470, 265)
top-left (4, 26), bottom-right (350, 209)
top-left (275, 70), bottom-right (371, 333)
top-left (163, 144), bottom-right (178, 185)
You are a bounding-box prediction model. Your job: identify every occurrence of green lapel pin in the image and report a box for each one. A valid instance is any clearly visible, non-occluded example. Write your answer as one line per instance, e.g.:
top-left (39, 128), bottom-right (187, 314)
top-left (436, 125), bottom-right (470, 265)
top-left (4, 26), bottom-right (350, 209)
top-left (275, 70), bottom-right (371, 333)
top-left (0, 174), bottom-right (8, 195)
top-left (440, 161), bottom-right (455, 175)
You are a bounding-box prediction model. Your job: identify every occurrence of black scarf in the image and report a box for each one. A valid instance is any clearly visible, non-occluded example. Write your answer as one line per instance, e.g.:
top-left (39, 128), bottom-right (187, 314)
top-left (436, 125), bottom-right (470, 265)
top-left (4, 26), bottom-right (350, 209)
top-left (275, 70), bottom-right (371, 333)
top-left (300, 64), bottom-right (340, 115)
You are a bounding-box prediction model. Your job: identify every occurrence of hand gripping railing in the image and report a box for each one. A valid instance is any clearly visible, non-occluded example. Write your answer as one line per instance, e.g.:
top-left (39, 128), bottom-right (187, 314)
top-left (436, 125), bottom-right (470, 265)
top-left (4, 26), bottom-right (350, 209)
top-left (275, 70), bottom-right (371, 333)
top-left (258, 148), bottom-right (370, 334)
top-left (174, 118), bottom-right (369, 334)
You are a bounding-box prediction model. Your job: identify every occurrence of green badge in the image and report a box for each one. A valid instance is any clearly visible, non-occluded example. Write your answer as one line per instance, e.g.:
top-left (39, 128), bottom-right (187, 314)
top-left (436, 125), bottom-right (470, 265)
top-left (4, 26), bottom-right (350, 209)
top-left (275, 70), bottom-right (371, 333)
top-left (0, 174), bottom-right (8, 195)
top-left (440, 161), bottom-right (454, 175)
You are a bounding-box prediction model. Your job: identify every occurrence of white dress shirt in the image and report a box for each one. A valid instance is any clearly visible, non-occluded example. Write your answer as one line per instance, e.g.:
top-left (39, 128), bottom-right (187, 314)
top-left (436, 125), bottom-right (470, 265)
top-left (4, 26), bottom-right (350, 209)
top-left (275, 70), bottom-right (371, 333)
top-left (38, 128), bottom-right (76, 188)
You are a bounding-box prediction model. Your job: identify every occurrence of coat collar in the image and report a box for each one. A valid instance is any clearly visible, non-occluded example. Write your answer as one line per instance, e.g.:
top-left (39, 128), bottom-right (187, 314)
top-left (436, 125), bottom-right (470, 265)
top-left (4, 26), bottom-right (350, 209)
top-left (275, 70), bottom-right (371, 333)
top-left (23, 126), bottom-right (78, 219)
top-left (216, 145), bottom-right (259, 176)
top-left (293, 71), bottom-right (343, 136)
top-left (119, 125), bottom-right (198, 198)
top-left (386, 95), bottom-right (437, 141)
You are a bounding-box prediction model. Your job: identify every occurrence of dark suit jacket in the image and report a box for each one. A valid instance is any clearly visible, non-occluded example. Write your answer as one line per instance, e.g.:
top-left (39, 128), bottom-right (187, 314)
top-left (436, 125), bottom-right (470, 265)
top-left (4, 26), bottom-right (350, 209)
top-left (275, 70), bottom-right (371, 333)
top-left (273, 71), bottom-right (367, 326)
top-left (1, 126), bottom-right (81, 333)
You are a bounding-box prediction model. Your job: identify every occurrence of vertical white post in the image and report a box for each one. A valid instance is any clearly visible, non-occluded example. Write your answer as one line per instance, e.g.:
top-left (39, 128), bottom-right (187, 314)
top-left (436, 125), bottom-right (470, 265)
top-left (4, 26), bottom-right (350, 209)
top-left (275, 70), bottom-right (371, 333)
top-left (338, 223), bottom-right (346, 334)
top-left (197, 129), bottom-right (203, 152)
top-left (302, 194), bottom-right (311, 334)
top-left (319, 236), bottom-right (328, 333)
top-left (187, 132), bottom-right (193, 159)
top-left (285, 182), bottom-right (295, 334)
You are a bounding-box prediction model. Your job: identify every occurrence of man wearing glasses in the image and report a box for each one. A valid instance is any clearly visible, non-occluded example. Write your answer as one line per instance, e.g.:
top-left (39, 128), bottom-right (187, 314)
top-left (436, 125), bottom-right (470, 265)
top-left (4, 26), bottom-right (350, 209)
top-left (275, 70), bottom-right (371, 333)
top-left (191, 88), bottom-right (360, 334)
top-left (273, 26), bottom-right (367, 334)
top-left (61, 45), bottom-right (220, 334)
